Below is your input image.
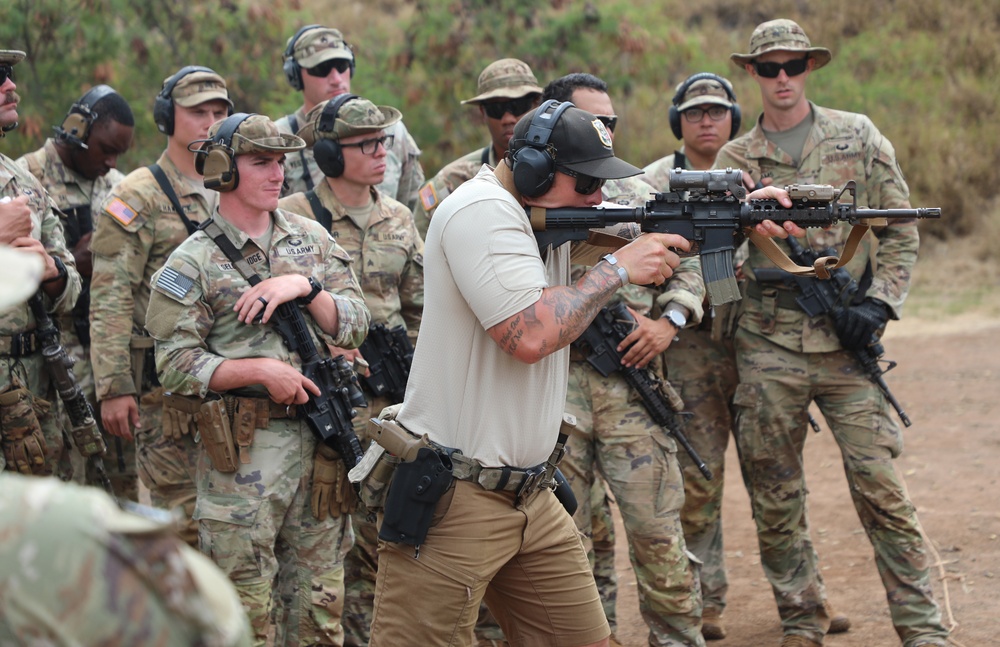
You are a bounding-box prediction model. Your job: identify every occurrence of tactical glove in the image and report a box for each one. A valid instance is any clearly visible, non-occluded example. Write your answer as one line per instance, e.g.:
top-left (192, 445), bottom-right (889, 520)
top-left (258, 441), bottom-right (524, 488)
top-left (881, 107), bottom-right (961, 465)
top-left (311, 444), bottom-right (357, 521)
top-left (833, 298), bottom-right (889, 351)
top-left (0, 386), bottom-right (50, 475)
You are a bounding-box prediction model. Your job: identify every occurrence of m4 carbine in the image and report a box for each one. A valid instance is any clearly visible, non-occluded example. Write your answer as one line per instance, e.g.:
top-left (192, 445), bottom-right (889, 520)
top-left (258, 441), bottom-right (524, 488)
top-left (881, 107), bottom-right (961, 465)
top-left (529, 169), bottom-right (940, 306)
top-left (358, 323), bottom-right (413, 404)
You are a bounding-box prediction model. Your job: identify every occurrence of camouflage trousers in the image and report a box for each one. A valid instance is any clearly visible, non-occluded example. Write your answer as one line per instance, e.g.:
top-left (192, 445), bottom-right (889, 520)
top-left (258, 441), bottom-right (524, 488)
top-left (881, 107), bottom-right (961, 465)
top-left (133, 388), bottom-right (200, 545)
top-left (1, 355), bottom-right (72, 479)
top-left (196, 418), bottom-right (351, 647)
top-left (590, 479), bottom-right (618, 631)
top-left (564, 361), bottom-right (705, 647)
top-left (664, 327), bottom-right (738, 614)
top-left (732, 328), bottom-right (948, 646)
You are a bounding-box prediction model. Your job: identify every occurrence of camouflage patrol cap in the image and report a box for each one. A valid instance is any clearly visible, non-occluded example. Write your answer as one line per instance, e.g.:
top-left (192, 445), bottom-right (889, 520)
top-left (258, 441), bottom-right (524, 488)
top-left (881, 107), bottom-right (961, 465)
top-left (0, 50), bottom-right (25, 66)
top-left (297, 96), bottom-right (402, 145)
top-left (675, 77), bottom-right (735, 112)
top-left (169, 70), bottom-right (233, 109)
top-left (207, 114), bottom-right (305, 154)
top-left (731, 19), bottom-right (832, 69)
top-left (462, 58), bottom-right (543, 104)
top-left (288, 27), bottom-right (354, 69)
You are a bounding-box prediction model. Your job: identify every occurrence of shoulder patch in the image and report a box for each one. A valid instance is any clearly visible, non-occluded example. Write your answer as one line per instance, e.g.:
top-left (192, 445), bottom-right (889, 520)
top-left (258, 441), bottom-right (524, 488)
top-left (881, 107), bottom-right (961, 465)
top-left (104, 197), bottom-right (138, 226)
top-left (418, 182), bottom-right (439, 211)
top-left (155, 263), bottom-right (197, 300)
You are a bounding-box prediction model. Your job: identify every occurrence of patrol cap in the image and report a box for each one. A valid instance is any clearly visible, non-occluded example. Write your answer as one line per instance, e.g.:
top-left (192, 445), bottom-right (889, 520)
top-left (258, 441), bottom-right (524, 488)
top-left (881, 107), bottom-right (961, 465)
top-left (462, 58), bottom-right (543, 104)
top-left (169, 69), bottom-right (233, 109)
top-left (731, 19), bottom-right (832, 69)
top-left (675, 77), bottom-right (735, 112)
top-left (0, 50), bottom-right (25, 66)
top-left (288, 27), bottom-right (354, 69)
top-left (511, 104), bottom-right (641, 179)
top-left (207, 114), bottom-right (305, 154)
top-left (297, 96), bottom-right (402, 146)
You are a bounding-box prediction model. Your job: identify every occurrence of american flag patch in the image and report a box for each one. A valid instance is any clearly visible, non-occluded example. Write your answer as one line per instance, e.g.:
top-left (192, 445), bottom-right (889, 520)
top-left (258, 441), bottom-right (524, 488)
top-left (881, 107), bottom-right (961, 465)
top-left (156, 266), bottom-right (195, 299)
top-left (105, 197), bottom-right (137, 226)
top-left (418, 182), bottom-right (439, 211)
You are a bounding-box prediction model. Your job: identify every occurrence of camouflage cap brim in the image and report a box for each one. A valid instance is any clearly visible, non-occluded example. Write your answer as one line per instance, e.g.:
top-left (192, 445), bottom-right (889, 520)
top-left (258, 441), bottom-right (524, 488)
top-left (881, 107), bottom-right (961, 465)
top-left (0, 50), bottom-right (26, 66)
top-left (297, 103), bottom-right (402, 146)
top-left (232, 131), bottom-right (306, 154)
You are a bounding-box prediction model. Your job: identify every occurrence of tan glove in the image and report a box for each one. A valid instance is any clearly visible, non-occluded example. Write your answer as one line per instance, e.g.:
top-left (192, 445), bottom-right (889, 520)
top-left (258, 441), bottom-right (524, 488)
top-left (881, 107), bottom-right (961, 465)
top-left (0, 386), bottom-right (50, 475)
top-left (162, 393), bottom-right (201, 441)
top-left (311, 444), bottom-right (357, 521)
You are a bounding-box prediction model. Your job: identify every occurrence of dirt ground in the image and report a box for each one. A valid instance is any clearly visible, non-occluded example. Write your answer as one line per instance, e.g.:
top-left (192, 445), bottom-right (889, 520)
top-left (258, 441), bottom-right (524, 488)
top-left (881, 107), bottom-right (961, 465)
top-left (611, 314), bottom-right (1000, 647)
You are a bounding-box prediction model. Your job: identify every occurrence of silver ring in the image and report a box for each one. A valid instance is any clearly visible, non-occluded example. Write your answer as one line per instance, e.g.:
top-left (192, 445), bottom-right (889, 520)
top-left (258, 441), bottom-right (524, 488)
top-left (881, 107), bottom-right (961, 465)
top-left (257, 296), bottom-right (269, 307)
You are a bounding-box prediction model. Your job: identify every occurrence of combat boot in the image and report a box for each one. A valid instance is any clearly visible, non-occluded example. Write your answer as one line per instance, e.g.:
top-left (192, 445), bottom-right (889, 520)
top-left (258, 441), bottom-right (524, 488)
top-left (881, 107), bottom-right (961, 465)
top-left (701, 607), bottom-right (727, 640)
top-left (779, 635), bottom-right (822, 647)
top-left (824, 601), bottom-right (851, 634)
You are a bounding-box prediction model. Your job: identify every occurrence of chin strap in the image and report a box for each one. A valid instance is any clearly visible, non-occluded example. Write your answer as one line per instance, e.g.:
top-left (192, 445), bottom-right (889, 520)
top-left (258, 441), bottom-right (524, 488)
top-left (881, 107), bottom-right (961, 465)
top-left (0, 122), bottom-right (17, 137)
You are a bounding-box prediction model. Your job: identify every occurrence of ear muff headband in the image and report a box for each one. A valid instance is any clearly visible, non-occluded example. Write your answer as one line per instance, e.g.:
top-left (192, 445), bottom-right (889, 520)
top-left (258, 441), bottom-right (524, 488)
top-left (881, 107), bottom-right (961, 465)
top-left (198, 112), bottom-right (253, 192)
top-left (153, 65), bottom-right (231, 136)
top-left (511, 99), bottom-right (574, 198)
top-left (55, 84), bottom-right (118, 148)
top-left (283, 25), bottom-right (356, 91)
top-left (313, 93), bottom-right (359, 178)
top-left (667, 72), bottom-right (741, 140)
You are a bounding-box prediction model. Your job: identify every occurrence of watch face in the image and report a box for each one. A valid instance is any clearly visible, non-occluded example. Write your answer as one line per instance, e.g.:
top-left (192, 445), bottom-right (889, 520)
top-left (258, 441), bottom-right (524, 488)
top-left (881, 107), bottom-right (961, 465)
top-left (667, 311), bottom-right (686, 328)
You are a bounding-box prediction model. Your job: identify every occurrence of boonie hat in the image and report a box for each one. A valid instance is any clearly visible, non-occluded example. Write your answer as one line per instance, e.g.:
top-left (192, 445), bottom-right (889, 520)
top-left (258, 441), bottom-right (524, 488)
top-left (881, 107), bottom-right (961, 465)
top-left (297, 96), bottom-right (402, 146)
top-left (462, 58), bottom-right (543, 104)
top-left (0, 50), bottom-right (25, 66)
top-left (169, 70), bottom-right (233, 109)
top-left (730, 19), bottom-right (832, 69)
top-left (288, 27), bottom-right (354, 69)
top-left (207, 114), bottom-right (305, 154)
top-left (675, 77), bottom-right (735, 112)
top-left (511, 103), bottom-right (641, 179)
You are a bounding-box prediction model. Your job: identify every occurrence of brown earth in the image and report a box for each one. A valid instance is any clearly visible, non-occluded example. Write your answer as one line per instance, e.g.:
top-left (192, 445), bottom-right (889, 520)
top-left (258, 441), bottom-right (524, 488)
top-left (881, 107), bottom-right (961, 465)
top-left (612, 316), bottom-right (1000, 647)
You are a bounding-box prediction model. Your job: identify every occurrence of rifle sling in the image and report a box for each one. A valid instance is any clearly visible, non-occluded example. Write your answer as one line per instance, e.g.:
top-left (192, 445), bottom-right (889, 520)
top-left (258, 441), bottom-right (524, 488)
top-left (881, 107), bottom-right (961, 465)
top-left (306, 189), bottom-right (333, 232)
top-left (149, 164), bottom-right (200, 236)
top-left (747, 222), bottom-right (871, 280)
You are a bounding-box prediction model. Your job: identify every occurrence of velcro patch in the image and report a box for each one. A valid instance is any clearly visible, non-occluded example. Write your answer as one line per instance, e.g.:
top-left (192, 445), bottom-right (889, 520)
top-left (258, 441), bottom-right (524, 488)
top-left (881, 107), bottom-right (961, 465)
top-left (418, 182), bottom-right (438, 211)
top-left (104, 197), bottom-right (138, 226)
top-left (156, 266), bottom-right (195, 300)
top-left (275, 244), bottom-right (317, 257)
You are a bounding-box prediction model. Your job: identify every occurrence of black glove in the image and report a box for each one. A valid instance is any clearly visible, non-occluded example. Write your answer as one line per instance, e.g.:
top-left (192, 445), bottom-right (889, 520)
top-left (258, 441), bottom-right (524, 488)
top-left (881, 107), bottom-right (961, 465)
top-left (833, 298), bottom-right (889, 350)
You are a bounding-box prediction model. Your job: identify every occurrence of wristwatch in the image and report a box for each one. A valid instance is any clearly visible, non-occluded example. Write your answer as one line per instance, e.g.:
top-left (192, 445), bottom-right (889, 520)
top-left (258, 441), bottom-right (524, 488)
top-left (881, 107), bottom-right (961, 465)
top-left (42, 256), bottom-right (67, 284)
top-left (298, 277), bottom-right (323, 305)
top-left (601, 253), bottom-right (630, 287)
top-left (663, 306), bottom-right (688, 330)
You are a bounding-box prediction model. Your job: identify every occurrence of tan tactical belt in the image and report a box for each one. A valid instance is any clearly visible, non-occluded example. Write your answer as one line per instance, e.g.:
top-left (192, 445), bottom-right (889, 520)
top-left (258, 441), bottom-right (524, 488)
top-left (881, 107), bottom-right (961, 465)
top-left (223, 394), bottom-right (298, 422)
top-left (428, 439), bottom-right (558, 498)
top-left (0, 331), bottom-right (39, 357)
top-left (746, 280), bottom-right (802, 311)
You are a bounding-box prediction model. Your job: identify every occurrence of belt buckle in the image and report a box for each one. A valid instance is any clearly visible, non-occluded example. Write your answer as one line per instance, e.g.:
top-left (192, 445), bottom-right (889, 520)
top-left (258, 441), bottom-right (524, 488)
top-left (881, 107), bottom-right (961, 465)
top-left (514, 467), bottom-right (542, 506)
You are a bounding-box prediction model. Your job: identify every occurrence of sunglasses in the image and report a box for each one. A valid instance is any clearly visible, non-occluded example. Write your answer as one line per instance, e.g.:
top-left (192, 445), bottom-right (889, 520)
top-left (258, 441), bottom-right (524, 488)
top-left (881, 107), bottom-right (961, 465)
top-left (305, 59), bottom-right (352, 78)
top-left (752, 56), bottom-right (810, 79)
top-left (0, 65), bottom-right (14, 86)
top-left (682, 105), bottom-right (729, 123)
top-left (340, 134), bottom-right (394, 155)
top-left (558, 166), bottom-right (606, 196)
top-left (595, 115), bottom-right (618, 134)
top-left (482, 96), bottom-right (537, 120)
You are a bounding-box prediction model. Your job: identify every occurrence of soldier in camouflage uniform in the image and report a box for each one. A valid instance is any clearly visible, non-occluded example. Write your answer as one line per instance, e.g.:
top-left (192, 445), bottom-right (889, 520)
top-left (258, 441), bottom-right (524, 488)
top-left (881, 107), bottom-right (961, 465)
top-left (276, 25), bottom-right (424, 210)
top-left (715, 19), bottom-right (948, 647)
top-left (146, 114), bottom-right (370, 646)
top-left (412, 58), bottom-right (542, 239)
top-left (0, 49), bottom-right (82, 480)
top-left (544, 73), bottom-right (706, 647)
top-left (89, 67), bottom-right (233, 544)
top-left (17, 85), bottom-right (138, 499)
top-left (279, 95), bottom-right (424, 647)
top-left (0, 472), bottom-right (253, 646)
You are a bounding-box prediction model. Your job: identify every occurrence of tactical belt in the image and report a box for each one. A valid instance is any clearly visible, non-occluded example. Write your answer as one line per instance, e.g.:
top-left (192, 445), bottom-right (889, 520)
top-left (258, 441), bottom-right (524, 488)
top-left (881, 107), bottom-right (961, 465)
top-left (746, 279), bottom-right (802, 311)
top-left (223, 393), bottom-right (298, 420)
top-left (426, 437), bottom-right (564, 500)
top-left (0, 331), bottom-right (40, 357)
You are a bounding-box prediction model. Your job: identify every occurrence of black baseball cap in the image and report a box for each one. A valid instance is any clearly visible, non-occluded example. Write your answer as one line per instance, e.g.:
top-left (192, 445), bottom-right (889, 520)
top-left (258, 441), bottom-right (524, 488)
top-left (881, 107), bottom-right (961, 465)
top-left (511, 102), bottom-right (641, 179)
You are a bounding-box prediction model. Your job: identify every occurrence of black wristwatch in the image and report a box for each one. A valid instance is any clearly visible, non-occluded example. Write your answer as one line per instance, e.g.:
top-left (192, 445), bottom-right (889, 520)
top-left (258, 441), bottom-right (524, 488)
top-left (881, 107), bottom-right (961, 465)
top-left (298, 277), bottom-right (323, 305)
top-left (42, 256), bottom-right (67, 284)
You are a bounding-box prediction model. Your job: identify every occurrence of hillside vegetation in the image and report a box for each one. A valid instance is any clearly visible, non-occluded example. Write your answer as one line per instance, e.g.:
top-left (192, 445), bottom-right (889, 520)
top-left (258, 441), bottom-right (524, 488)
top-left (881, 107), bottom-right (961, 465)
top-left (4, 0), bottom-right (998, 253)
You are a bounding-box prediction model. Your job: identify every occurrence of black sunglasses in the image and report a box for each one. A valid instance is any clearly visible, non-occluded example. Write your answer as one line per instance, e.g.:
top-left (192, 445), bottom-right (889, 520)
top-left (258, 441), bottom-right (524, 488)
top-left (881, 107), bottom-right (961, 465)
top-left (0, 65), bottom-right (14, 86)
top-left (595, 115), bottom-right (618, 134)
top-left (752, 56), bottom-right (810, 79)
top-left (306, 59), bottom-right (352, 78)
top-left (340, 134), bottom-right (394, 155)
top-left (482, 96), bottom-right (537, 120)
top-left (558, 166), bottom-right (606, 196)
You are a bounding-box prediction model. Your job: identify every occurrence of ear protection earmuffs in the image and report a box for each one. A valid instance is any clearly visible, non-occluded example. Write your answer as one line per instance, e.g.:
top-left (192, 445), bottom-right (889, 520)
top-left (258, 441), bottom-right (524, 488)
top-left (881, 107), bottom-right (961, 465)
top-left (195, 112), bottom-right (253, 192)
top-left (153, 65), bottom-right (232, 136)
top-left (313, 93), bottom-right (359, 178)
top-left (509, 99), bottom-right (574, 198)
top-left (667, 72), bottom-right (741, 140)
top-left (54, 85), bottom-right (117, 148)
top-left (283, 25), bottom-right (356, 91)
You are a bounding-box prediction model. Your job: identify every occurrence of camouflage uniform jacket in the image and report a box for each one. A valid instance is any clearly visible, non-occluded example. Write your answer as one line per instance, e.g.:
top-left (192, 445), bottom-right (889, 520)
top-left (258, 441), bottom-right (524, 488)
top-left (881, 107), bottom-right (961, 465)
top-left (89, 151), bottom-right (218, 401)
top-left (0, 154), bottom-right (82, 388)
top-left (145, 208), bottom-right (369, 398)
top-left (279, 182), bottom-right (423, 335)
top-left (413, 146), bottom-right (496, 239)
top-left (642, 147), bottom-right (687, 191)
top-left (16, 138), bottom-right (124, 222)
top-left (277, 107), bottom-right (425, 210)
top-left (715, 102), bottom-right (916, 353)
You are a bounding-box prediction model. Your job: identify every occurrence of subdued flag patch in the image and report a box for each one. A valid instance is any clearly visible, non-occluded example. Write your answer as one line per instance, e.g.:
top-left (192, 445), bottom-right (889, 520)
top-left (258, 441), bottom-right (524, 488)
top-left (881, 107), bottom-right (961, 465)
top-left (156, 266), bottom-right (195, 300)
top-left (104, 197), bottom-right (137, 226)
top-left (419, 182), bottom-right (439, 211)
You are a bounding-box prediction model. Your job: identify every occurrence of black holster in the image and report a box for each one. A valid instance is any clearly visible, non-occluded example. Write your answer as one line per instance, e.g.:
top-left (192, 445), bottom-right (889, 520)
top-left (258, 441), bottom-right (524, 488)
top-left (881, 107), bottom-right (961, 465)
top-left (378, 447), bottom-right (453, 551)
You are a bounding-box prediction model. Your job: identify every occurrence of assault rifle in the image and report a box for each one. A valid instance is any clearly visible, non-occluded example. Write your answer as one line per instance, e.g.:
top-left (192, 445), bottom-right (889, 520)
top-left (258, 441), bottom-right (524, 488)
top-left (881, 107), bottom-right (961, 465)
top-left (753, 236), bottom-right (913, 427)
top-left (27, 292), bottom-right (116, 500)
top-left (529, 169), bottom-right (940, 306)
top-left (358, 323), bottom-right (414, 403)
top-left (573, 301), bottom-right (712, 479)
